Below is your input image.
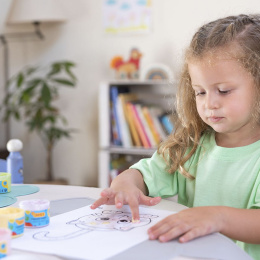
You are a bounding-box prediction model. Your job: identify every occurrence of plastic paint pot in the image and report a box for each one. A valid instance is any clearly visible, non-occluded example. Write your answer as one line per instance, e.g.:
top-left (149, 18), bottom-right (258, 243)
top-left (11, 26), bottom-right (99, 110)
top-left (0, 207), bottom-right (25, 238)
top-left (19, 199), bottom-right (50, 228)
top-left (0, 228), bottom-right (11, 258)
top-left (0, 173), bottom-right (11, 194)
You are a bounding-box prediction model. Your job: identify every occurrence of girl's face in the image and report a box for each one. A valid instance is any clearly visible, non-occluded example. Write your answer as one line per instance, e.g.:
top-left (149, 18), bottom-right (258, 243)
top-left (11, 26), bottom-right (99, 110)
top-left (188, 57), bottom-right (260, 146)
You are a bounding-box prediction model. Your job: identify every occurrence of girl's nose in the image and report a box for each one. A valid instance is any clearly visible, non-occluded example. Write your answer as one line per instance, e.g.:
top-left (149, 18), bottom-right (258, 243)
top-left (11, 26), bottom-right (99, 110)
top-left (205, 93), bottom-right (219, 109)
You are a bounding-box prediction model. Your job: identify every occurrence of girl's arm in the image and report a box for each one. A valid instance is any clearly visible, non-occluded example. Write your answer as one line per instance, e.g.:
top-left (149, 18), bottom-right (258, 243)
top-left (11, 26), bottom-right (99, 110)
top-left (91, 168), bottom-right (161, 221)
top-left (220, 207), bottom-right (260, 244)
top-left (148, 206), bottom-right (260, 244)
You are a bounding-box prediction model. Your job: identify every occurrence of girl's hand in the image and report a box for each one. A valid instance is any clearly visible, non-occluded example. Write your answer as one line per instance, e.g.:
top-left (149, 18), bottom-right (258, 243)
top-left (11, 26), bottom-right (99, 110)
top-left (91, 187), bottom-right (161, 221)
top-left (148, 206), bottom-right (224, 243)
top-left (90, 169), bottom-right (161, 221)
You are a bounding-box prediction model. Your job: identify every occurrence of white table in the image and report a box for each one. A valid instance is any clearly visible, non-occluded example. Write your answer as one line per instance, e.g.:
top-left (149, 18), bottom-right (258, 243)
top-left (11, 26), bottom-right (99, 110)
top-left (6, 184), bottom-right (252, 260)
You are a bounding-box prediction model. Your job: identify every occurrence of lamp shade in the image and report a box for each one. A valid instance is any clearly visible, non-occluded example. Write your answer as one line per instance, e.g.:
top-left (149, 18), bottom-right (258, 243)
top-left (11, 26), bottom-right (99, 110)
top-left (6, 0), bottom-right (67, 24)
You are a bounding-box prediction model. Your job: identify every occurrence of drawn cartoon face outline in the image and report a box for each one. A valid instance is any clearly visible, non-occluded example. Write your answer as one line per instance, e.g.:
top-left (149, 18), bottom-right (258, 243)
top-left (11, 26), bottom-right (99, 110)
top-left (33, 209), bottom-right (159, 241)
top-left (67, 210), bottom-right (156, 231)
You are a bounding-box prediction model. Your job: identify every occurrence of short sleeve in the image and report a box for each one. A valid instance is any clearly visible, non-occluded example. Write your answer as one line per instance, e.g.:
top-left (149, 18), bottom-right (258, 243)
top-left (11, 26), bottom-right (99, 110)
top-left (249, 183), bottom-right (260, 209)
top-left (130, 151), bottom-right (178, 198)
top-left (247, 171), bottom-right (260, 209)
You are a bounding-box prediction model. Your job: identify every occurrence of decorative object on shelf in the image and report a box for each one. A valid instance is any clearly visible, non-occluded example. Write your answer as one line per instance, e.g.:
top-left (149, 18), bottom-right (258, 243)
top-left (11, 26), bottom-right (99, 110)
top-left (0, 61), bottom-right (77, 184)
top-left (141, 63), bottom-right (174, 81)
top-left (6, 139), bottom-right (24, 184)
top-left (110, 48), bottom-right (142, 79)
top-left (0, 0), bottom-right (67, 157)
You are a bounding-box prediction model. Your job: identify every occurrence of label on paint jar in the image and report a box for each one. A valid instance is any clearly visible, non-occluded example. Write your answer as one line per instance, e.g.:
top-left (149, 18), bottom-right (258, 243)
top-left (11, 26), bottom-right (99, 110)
top-left (25, 209), bottom-right (50, 227)
top-left (8, 216), bottom-right (25, 237)
top-left (0, 181), bottom-right (8, 193)
top-left (0, 242), bottom-right (8, 258)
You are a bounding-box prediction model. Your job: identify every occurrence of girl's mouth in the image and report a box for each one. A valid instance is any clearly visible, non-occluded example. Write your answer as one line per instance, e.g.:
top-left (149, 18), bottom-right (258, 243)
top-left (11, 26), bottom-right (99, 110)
top-left (208, 117), bottom-right (223, 123)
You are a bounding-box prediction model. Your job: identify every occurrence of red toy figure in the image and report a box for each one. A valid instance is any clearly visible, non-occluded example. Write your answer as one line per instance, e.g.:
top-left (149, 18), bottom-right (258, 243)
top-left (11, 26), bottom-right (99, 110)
top-left (110, 48), bottom-right (142, 79)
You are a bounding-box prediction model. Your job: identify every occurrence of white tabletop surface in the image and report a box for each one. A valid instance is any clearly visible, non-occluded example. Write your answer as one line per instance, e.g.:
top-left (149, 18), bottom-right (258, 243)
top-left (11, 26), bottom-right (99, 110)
top-left (5, 184), bottom-right (252, 260)
top-left (11, 184), bottom-right (186, 212)
top-left (7, 184), bottom-right (186, 260)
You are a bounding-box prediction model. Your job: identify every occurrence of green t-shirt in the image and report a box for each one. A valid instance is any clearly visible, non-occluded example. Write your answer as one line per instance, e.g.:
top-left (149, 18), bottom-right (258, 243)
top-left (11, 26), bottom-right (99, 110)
top-left (130, 132), bottom-right (260, 259)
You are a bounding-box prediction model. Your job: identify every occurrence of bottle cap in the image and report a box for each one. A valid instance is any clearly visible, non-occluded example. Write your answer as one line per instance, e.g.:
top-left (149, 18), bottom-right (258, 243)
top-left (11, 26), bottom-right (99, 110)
top-left (6, 139), bottom-right (23, 152)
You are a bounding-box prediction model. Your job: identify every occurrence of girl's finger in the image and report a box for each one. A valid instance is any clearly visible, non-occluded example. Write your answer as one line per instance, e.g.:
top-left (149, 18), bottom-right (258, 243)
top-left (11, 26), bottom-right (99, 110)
top-left (150, 213), bottom-right (180, 230)
top-left (179, 227), bottom-right (203, 243)
top-left (114, 192), bottom-right (124, 208)
top-left (158, 223), bottom-right (191, 242)
top-left (100, 188), bottom-right (115, 199)
top-left (127, 197), bottom-right (141, 222)
top-left (140, 195), bottom-right (161, 206)
top-left (90, 196), bottom-right (109, 209)
top-left (148, 221), bottom-right (174, 240)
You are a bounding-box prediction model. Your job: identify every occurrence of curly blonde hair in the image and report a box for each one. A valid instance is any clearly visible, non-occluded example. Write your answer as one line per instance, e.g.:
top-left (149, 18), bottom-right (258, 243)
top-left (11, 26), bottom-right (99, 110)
top-left (159, 14), bottom-right (260, 179)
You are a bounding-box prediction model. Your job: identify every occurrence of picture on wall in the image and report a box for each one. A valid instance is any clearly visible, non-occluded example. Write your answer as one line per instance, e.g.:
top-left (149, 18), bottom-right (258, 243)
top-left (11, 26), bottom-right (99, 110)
top-left (103, 0), bottom-right (152, 34)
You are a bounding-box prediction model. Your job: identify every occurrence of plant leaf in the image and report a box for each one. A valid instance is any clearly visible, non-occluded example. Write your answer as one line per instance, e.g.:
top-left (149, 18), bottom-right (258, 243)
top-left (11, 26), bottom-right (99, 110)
top-left (48, 63), bottom-right (61, 77)
top-left (14, 110), bottom-right (20, 120)
top-left (26, 66), bottom-right (38, 76)
top-left (27, 78), bottom-right (42, 88)
top-left (17, 73), bottom-right (24, 87)
top-left (64, 61), bottom-right (75, 67)
top-left (20, 92), bottom-right (31, 104)
top-left (41, 83), bottom-right (52, 106)
top-left (65, 66), bottom-right (76, 81)
top-left (51, 78), bottom-right (75, 86)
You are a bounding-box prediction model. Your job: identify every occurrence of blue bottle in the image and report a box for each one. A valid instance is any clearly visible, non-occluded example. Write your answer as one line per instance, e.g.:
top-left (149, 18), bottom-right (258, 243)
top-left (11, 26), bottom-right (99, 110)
top-left (6, 139), bottom-right (24, 184)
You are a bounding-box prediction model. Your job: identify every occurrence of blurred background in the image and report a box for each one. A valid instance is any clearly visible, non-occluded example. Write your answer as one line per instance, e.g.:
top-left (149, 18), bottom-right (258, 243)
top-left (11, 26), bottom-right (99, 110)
top-left (0, 0), bottom-right (259, 187)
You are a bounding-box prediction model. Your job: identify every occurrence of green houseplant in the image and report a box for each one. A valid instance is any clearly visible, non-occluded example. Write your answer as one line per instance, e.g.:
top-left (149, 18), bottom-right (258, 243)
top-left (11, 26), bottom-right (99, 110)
top-left (0, 61), bottom-right (77, 183)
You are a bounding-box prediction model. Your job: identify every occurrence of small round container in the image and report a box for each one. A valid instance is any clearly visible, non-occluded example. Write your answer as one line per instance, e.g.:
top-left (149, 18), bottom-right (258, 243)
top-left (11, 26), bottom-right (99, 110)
top-left (19, 199), bottom-right (50, 228)
top-left (0, 207), bottom-right (25, 238)
top-left (0, 228), bottom-right (11, 258)
top-left (0, 172), bottom-right (11, 194)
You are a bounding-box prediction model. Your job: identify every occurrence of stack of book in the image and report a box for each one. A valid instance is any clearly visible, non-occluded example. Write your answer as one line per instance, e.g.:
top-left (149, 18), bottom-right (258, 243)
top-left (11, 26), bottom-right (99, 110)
top-left (110, 86), bottom-right (174, 148)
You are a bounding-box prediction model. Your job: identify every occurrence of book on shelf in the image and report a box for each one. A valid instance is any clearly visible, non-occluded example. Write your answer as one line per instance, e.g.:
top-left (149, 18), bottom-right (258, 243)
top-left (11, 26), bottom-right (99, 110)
top-left (109, 86), bottom-right (172, 148)
top-left (148, 106), bottom-right (168, 141)
top-left (110, 86), bottom-right (122, 146)
top-left (127, 102), bottom-right (152, 148)
top-left (110, 86), bottom-right (130, 146)
top-left (110, 103), bottom-right (120, 145)
top-left (119, 93), bottom-right (142, 147)
top-left (116, 94), bottom-right (133, 147)
top-left (142, 106), bottom-right (161, 145)
top-left (160, 114), bottom-right (174, 134)
top-left (135, 104), bottom-right (157, 147)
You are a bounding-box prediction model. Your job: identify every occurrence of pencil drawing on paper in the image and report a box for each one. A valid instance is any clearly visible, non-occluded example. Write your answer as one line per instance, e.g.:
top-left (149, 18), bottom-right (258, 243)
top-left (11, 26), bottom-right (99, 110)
top-left (33, 209), bottom-right (159, 241)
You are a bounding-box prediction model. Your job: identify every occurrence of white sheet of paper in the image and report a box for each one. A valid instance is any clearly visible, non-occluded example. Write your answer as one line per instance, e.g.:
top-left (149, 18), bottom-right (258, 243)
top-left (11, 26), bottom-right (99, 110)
top-left (11, 205), bottom-right (175, 260)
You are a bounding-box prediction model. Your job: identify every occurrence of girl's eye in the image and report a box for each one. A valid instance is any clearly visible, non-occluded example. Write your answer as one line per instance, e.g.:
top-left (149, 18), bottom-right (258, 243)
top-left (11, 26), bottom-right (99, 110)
top-left (219, 90), bottom-right (230, 94)
top-left (195, 91), bottom-right (206, 96)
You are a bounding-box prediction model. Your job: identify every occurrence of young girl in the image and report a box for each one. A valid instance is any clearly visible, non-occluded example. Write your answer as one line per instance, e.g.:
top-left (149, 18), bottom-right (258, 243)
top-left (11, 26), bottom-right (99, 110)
top-left (92, 14), bottom-right (260, 259)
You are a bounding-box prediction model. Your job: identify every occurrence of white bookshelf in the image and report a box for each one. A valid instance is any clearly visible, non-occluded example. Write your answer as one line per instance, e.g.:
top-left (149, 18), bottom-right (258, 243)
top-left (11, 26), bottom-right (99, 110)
top-left (98, 80), bottom-right (176, 188)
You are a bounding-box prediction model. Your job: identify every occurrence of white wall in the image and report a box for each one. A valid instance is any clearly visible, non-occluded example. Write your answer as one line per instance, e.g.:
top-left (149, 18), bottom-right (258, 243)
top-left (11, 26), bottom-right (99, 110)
top-left (0, 0), bottom-right (259, 187)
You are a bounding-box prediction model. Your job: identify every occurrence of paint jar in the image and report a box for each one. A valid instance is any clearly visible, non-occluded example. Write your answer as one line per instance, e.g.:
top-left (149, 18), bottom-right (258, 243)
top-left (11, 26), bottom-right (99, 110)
top-left (19, 199), bottom-right (50, 228)
top-left (0, 173), bottom-right (11, 194)
top-left (0, 228), bottom-right (11, 258)
top-left (0, 207), bottom-right (25, 238)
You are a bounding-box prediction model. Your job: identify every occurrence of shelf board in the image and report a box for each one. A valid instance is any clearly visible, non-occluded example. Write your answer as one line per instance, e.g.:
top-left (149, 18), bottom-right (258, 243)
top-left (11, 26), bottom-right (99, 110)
top-left (104, 146), bottom-right (157, 156)
top-left (103, 79), bottom-right (174, 86)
